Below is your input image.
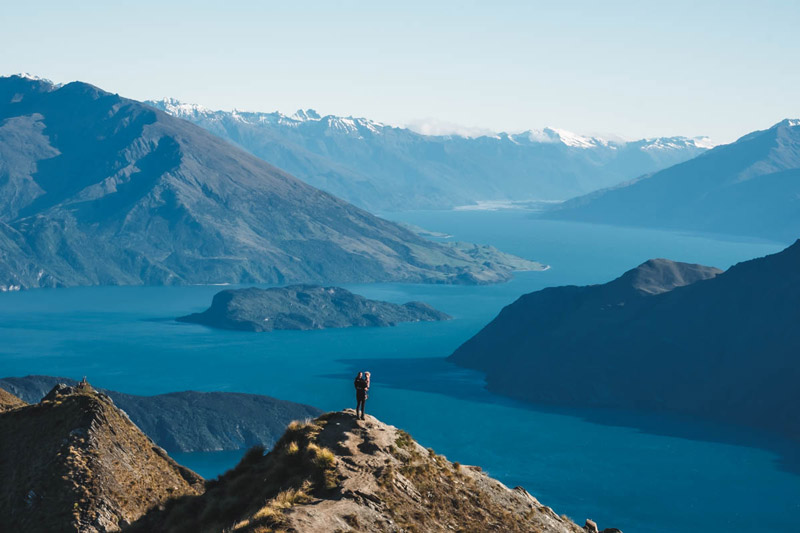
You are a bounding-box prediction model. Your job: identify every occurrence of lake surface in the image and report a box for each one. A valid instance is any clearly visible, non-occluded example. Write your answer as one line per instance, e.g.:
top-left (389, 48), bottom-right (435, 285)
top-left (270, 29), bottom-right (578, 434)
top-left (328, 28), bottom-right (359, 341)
top-left (1, 212), bottom-right (797, 533)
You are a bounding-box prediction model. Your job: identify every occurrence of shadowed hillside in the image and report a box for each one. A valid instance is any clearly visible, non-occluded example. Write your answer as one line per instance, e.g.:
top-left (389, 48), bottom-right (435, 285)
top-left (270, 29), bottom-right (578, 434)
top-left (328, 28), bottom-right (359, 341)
top-left (451, 243), bottom-right (800, 442)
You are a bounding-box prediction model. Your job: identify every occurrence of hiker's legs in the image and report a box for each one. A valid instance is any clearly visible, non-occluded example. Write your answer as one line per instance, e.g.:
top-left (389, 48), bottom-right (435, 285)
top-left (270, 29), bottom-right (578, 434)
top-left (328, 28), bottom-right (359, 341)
top-left (356, 397), bottom-right (364, 417)
top-left (361, 400), bottom-right (366, 419)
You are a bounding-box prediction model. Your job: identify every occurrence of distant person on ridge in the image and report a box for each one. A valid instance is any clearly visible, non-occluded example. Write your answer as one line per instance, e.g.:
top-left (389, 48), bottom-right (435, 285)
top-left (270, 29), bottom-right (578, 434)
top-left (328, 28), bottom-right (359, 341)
top-left (354, 371), bottom-right (369, 419)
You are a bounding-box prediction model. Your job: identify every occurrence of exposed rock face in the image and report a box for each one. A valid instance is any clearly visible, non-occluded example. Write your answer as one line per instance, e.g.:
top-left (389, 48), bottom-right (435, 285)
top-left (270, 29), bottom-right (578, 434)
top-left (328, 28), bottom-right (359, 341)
top-left (0, 375), bottom-right (322, 453)
top-left (549, 119), bottom-right (800, 242)
top-left (450, 243), bottom-right (800, 442)
top-left (177, 285), bottom-right (452, 332)
top-left (0, 74), bottom-right (541, 290)
top-left (0, 384), bottom-right (203, 532)
top-left (130, 410), bottom-right (601, 533)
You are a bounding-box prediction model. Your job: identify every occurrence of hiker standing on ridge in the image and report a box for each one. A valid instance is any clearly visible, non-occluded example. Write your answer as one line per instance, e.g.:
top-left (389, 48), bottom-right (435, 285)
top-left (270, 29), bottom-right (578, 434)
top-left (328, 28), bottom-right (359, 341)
top-left (354, 372), bottom-right (369, 419)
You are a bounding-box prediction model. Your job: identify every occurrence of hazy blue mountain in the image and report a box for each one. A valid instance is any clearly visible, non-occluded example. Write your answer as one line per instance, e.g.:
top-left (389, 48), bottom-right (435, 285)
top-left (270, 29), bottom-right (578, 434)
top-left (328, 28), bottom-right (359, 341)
top-left (549, 119), bottom-right (800, 242)
top-left (0, 75), bottom-right (539, 290)
top-left (449, 242), bottom-right (800, 442)
top-left (0, 375), bottom-right (322, 452)
top-left (147, 98), bottom-right (710, 211)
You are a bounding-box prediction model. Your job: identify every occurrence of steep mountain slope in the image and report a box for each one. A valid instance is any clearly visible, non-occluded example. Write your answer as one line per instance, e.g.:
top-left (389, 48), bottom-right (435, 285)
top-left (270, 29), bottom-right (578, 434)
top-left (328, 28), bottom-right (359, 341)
top-left (0, 382), bottom-right (203, 532)
top-left (129, 410), bottom-right (613, 533)
top-left (450, 243), bottom-right (800, 441)
top-left (0, 375), bottom-right (322, 452)
top-left (549, 119), bottom-right (800, 241)
top-left (148, 98), bottom-right (709, 211)
top-left (0, 386), bottom-right (26, 411)
top-left (0, 75), bottom-right (537, 290)
top-left (177, 284), bottom-right (451, 331)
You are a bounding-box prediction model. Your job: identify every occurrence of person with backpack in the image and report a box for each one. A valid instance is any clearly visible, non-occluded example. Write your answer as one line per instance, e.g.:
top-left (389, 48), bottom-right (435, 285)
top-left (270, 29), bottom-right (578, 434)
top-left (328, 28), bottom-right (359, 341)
top-left (354, 371), bottom-right (369, 419)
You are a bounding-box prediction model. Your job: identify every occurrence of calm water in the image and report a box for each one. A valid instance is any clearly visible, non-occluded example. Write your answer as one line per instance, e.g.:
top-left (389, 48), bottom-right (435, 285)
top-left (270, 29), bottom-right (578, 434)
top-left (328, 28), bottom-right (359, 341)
top-left (1, 212), bottom-right (797, 533)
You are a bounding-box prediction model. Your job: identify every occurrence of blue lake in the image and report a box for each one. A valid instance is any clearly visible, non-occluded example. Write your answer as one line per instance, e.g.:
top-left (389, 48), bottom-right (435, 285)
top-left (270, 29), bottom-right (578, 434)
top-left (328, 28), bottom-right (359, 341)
top-left (0, 212), bottom-right (797, 533)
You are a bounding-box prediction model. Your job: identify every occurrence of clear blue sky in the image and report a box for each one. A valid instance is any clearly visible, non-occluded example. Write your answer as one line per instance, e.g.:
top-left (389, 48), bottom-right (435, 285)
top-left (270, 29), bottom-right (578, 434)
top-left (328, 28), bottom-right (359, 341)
top-left (2, 0), bottom-right (798, 143)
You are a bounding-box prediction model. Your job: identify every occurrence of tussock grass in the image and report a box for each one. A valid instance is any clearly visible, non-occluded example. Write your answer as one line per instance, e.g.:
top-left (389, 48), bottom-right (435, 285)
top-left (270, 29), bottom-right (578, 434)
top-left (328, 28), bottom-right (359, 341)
top-left (128, 418), bottom-right (338, 533)
top-left (395, 429), bottom-right (414, 449)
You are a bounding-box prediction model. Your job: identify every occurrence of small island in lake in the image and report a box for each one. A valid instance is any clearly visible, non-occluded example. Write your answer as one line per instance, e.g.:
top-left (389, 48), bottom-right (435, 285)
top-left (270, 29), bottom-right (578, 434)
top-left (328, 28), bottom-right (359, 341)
top-left (178, 285), bottom-right (452, 332)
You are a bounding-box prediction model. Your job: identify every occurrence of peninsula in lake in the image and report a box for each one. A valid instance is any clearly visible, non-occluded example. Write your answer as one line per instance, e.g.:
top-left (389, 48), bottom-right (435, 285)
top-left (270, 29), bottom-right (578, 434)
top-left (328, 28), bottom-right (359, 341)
top-left (450, 241), bottom-right (800, 443)
top-left (178, 285), bottom-right (452, 332)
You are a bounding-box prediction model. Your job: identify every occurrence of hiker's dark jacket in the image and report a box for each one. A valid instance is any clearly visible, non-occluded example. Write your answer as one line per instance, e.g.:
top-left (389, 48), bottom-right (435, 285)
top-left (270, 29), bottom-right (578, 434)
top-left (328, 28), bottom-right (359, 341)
top-left (355, 377), bottom-right (368, 399)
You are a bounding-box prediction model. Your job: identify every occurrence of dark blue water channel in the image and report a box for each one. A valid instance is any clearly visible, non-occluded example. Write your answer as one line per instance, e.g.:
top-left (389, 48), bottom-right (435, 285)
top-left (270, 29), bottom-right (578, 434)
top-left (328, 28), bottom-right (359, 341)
top-left (1, 212), bottom-right (796, 532)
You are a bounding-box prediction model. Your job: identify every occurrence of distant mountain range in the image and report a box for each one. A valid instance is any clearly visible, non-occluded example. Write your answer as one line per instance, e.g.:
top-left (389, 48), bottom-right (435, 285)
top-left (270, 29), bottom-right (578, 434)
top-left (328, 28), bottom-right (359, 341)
top-left (0, 75), bottom-right (539, 290)
top-left (450, 242), bottom-right (800, 443)
top-left (548, 119), bottom-right (800, 242)
top-left (148, 98), bottom-right (710, 211)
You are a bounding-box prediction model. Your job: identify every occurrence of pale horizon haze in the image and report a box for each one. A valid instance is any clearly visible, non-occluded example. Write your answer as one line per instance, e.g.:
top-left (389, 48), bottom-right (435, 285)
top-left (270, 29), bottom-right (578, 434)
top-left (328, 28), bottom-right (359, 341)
top-left (2, 0), bottom-right (799, 143)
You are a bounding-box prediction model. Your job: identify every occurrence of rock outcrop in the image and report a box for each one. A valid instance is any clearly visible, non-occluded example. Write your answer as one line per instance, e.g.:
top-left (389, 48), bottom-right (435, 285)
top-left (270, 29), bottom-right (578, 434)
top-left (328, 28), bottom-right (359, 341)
top-left (129, 410), bottom-right (611, 533)
top-left (0, 382), bottom-right (203, 532)
top-left (0, 375), bottom-right (322, 453)
top-left (177, 285), bottom-right (451, 332)
top-left (450, 242), bottom-right (800, 442)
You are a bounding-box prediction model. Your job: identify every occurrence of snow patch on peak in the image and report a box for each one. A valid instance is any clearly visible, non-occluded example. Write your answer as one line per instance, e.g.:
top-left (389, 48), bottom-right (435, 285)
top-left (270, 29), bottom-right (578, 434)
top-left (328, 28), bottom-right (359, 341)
top-left (522, 128), bottom-right (607, 148)
top-left (4, 73), bottom-right (61, 87)
top-left (690, 136), bottom-right (717, 149)
top-left (292, 109), bottom-right (321, 121)
top-left (775, 118), bottom-right (800, 128)
top-left (151, 98), bottom-right (210, 117)
top-left (637, 136), bottom-right (717, 151)
top-left (551, 128), bottom-right (609, 148)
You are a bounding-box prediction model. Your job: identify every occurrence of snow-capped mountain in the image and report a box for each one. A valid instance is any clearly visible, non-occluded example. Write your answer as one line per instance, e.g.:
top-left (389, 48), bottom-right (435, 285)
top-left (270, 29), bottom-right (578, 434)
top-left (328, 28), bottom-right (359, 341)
top-left (148, 98), bottom-right (711, 211)
top-left (549, 118), bottom-right (800, 242)
top-left (0, 75), bottom-right (535, 290)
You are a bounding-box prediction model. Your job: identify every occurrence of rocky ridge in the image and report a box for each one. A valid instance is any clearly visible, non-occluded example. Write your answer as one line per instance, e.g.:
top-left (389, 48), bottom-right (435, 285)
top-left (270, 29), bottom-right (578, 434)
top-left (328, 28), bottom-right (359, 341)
top-left (0, 382), bottom-right (203, 532)
top-left (129, 410), bottom-right (619, 533)
top-left (0, 383), bottom-right (620, 532)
